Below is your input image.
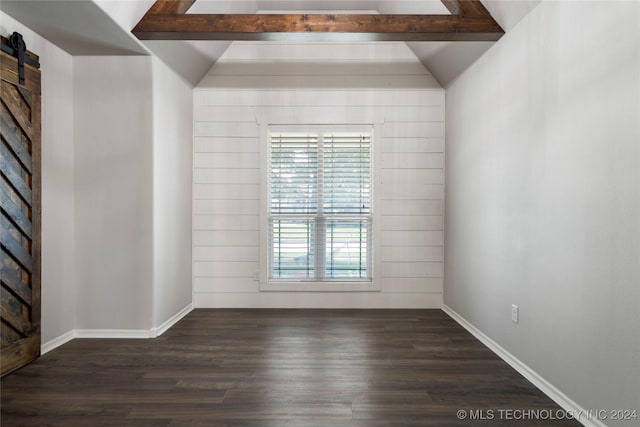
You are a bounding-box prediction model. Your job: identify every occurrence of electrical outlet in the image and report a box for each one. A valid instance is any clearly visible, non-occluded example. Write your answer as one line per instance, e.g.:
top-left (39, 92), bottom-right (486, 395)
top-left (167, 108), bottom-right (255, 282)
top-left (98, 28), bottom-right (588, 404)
top-left (511, 304), bottom-right (519, 324)
top-left (253, 270), bottom-right (260, 282)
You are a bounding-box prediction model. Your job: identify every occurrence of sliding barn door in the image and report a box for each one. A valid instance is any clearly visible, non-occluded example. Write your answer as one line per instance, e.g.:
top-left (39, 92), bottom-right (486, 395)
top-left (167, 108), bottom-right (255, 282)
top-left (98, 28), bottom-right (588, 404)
top-left (0, 34), bottom-right (42, 376)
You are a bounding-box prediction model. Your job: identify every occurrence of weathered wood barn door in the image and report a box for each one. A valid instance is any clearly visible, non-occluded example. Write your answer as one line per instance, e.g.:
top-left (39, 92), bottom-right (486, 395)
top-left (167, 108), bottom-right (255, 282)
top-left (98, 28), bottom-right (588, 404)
top-left (0, 33), bottom-right (42, 376)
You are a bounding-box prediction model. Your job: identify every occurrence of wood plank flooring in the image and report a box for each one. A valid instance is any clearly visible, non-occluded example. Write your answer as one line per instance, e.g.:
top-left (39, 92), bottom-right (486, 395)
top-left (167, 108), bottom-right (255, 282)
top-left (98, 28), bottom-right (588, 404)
top-left (1, 309), bottom-right (580, 426)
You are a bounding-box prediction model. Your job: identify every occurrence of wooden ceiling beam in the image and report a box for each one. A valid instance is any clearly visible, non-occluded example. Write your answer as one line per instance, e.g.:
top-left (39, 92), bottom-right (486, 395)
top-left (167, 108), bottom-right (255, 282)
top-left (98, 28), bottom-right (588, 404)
top-left (441, 0), bottom-right (493, 17)
top-left (132, 0), bottom-right (504, 42)
top-left (133, 14), bottom-right (503, 41)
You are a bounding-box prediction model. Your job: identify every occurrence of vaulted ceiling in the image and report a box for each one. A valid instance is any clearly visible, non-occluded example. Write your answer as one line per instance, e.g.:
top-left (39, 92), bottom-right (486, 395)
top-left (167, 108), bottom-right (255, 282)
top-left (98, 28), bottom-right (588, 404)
top-left (0, 0), bottom-right (541, 87)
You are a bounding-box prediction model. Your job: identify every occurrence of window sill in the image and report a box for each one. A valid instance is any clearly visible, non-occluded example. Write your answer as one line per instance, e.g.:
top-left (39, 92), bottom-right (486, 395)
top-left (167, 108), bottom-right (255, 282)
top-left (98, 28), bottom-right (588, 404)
top-left (260, 280), bottom-right (380, 292)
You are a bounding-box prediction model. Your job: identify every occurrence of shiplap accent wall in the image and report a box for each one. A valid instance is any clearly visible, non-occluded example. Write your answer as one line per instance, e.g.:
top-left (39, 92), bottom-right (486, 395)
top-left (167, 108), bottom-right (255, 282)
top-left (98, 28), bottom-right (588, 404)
top-left (193, 42), bottom-right (445, 308)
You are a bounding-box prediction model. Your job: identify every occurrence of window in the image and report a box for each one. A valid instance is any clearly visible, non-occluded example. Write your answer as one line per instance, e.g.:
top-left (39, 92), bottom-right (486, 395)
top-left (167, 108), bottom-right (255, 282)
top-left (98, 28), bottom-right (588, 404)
top-left (268, 131), bottom-right (372, 281)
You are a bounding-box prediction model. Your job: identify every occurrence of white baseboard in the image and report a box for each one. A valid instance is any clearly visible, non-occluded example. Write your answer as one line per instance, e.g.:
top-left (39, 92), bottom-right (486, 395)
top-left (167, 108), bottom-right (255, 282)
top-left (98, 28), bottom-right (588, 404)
top-left (41, 330), bottom-right (75, 355)
top-left (194, 292), bottom-right (443, 308)
top-left (149, 303), bottom-right (193, 338)
top-left (74, 329), bottom-right (151, 339)
top-left (40, 304), bottom-right (195, 353)
top-left (442, 305), bottom-right (607, 427)
top-left (41, 329), bottom-right (150, 354)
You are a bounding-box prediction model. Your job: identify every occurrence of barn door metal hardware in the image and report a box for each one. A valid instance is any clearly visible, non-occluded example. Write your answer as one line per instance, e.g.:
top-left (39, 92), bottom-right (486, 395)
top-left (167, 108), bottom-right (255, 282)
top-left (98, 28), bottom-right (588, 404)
top-left (1, 32), bottom-right (41, 84)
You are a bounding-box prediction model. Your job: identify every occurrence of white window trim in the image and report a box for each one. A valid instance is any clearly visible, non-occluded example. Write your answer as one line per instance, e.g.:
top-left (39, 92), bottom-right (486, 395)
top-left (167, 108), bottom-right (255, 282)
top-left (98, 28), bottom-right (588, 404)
top-left (259, 123), bottom-right (382, 292)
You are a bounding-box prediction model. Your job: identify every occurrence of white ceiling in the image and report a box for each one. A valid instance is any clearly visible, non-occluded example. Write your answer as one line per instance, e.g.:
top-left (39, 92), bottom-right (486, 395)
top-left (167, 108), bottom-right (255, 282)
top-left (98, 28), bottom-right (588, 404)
top-left (0, 0), bottom-right (541, 87)
top-left (0, 0), bottom-right (148, 55)
top-left (188, 0), bottom-right (449, 14)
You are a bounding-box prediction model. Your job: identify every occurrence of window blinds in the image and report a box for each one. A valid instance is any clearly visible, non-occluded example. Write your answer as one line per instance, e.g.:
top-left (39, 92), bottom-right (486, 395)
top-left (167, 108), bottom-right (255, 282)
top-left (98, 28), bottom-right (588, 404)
top-left (269, 132), bottom-right (372, 280)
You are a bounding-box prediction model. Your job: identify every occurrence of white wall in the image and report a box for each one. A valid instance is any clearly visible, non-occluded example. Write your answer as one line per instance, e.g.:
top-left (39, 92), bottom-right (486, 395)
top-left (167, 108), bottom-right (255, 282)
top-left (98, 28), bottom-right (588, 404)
top-left (72, 56), bottom-right (192, 334)
top-left (3, 9), bottom-right (194, 344)
top-left (151, 57), bottom-right (193, 329)
top-left (194, 42), bottom-right (445, 308)
top-left (73, 56), bottom-right (154, 330)
top-left (445, 1), bottom-right (640, 423)
top-left (1, 12), bottom-right (76, 345)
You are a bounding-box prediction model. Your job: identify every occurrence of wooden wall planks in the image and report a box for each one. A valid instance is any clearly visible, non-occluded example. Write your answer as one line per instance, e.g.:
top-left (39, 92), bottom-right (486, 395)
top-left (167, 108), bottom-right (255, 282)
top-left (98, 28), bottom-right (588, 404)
top-left (192, 42), bottom-right (445, 308)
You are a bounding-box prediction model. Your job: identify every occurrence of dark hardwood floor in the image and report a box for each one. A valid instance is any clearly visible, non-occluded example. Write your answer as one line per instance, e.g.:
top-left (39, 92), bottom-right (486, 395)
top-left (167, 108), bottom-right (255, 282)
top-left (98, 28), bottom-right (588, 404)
top-left (1, 309), bottom-right (580, 426)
